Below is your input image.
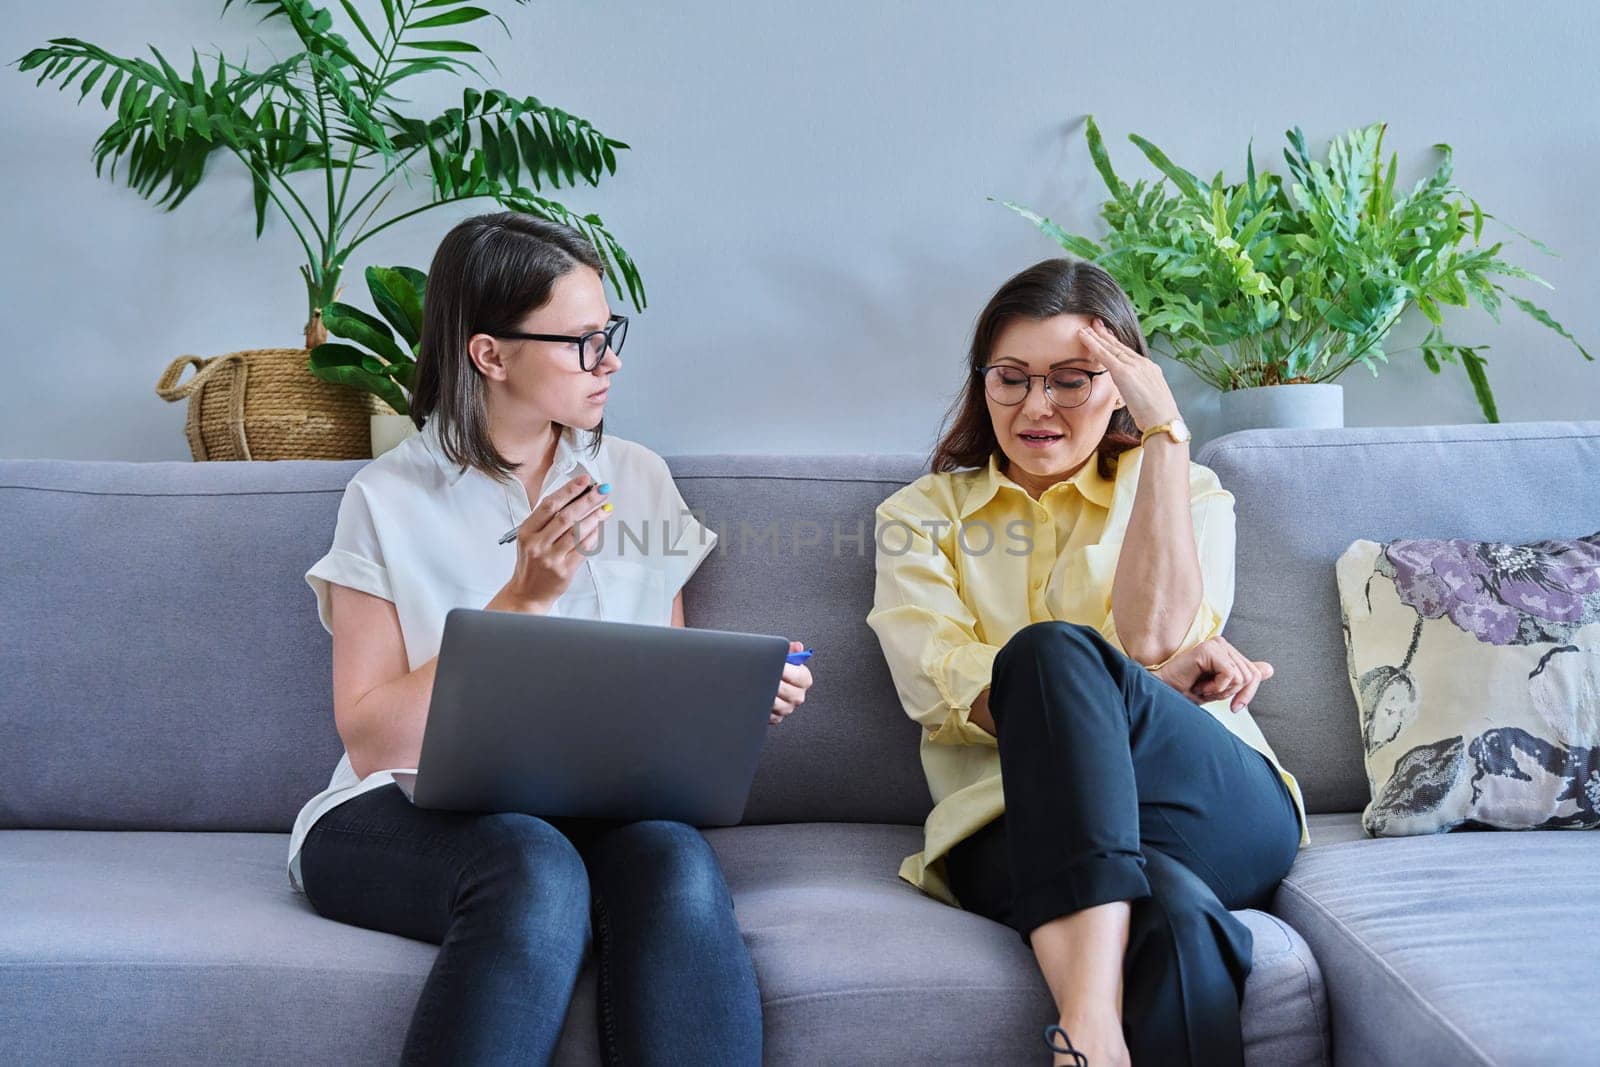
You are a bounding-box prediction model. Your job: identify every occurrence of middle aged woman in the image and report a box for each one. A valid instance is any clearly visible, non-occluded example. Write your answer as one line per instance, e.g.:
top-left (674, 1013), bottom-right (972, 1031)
top-left (866, 258), bottom-right (1308, 1067)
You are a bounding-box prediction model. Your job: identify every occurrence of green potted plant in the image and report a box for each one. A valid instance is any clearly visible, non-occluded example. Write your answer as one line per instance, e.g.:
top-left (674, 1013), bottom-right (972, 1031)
top-left (316, 264), bottom-right (426, 455)
top-left (19, 0), bottom-right (642, 459)
top-left (999, 117), bottom-right (1590, 435)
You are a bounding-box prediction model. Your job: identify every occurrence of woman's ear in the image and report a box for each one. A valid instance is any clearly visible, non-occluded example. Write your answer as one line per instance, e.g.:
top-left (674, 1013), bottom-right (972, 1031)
top-left (467, 334), bottom-right (507, 381)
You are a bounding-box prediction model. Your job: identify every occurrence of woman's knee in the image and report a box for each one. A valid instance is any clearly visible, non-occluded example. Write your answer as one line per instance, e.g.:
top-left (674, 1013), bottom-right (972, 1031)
top-left (990, 622), bottom-right (1118, 732)
top-left (596, 821), bottom-right (730, 912)
top-left (459, 813), bottom-right (590, 924)
top-left (996, 620), bottom-right (1103, 673)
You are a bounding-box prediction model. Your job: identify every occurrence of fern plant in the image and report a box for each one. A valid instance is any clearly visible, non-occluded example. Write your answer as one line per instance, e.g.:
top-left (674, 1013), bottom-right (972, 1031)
top-left (17, 0), bottom-right (644, 368)
top-left (999, 118), bottom-right (1589, 420)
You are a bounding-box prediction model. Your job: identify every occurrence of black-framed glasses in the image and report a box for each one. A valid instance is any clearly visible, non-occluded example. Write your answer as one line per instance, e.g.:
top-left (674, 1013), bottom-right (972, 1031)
top-left (494, 314), bottom-right (628, 371)
top-left (979, 364), bottom-right (1108, 409)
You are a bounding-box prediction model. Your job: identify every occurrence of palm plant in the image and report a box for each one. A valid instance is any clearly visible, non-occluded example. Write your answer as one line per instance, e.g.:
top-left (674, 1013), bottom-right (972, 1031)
top-left (999, 118), bottom-right (1589, 421)
top-left (17, 0), bottom-right (644, 367)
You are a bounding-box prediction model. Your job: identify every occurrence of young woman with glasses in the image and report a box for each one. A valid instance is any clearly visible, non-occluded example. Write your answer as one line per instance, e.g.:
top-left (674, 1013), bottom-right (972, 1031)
top-left (866, 259), bottom-right (1307, 1066)
top-left (290, 212), bottom-right (813, 1066)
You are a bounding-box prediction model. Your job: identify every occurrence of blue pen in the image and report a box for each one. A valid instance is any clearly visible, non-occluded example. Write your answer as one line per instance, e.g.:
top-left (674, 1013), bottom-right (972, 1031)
top-left (786, 649), bottom-right (814, 665)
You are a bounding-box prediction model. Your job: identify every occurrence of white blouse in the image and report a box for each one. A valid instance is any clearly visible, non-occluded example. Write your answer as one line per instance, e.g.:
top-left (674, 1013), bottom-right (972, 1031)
top-left (287, 417), bottom-right (717, 892)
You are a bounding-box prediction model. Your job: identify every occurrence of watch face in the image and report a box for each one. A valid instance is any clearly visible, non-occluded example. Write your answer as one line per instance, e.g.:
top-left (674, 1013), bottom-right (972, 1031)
top-left (1170, 419), bottom-right (1192, 443)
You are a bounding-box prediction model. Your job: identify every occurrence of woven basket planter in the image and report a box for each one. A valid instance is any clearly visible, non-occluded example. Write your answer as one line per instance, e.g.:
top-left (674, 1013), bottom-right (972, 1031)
top-left (155, 347), bottom-right (386, 461)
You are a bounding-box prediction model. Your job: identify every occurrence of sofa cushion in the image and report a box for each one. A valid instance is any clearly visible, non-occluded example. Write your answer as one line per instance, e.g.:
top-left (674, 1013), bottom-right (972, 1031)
top-left (1337, 532), bottom-right (1600, 836)
top-left (1303, 811), bottom-right (1371, 847)
top-left (1198, 421), bottom-right (1600, 814)
top-left (1272, 823), bottom-right (1600, 1065)
top-left (0, 824), bottom-right (1327, 1065)
top-left (707, 823), bottom-right (1329, 1066)
top-left (0, 828), bottom-right (438, 1063)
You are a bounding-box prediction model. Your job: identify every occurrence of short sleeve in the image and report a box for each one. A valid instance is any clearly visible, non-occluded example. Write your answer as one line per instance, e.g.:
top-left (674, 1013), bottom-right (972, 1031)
top-left (654, 463), bottom-right (718, 600)
top-left (305, 480), bottom-right (394, 636)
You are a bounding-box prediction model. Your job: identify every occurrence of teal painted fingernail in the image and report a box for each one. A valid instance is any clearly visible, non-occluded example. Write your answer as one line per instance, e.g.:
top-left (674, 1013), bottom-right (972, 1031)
top-left (598, 483), bottom-right (612, 493)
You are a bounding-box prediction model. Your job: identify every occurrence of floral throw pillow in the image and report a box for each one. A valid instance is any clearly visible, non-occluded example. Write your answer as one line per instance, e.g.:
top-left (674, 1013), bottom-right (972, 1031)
top-left (1336, 532), bottom-right (1600, 837)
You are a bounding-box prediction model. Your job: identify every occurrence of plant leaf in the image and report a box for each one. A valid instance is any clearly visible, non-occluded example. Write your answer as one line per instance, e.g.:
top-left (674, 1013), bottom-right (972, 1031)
top-left (400, 40), bottom-right (481, 53)
top-left (338, 0), bottom-right (385, 56)
top-left (367, 265), bottom-right (425, 344)
top-left (412, 7), bottom-right (492, 29)
top-left (994, 199), bottom-right (1104, 259)
top-left (1459, 348), bottom-right (1498, 422)
top-left (1128, 132), bottom-right (1202, 200)
top-left (309, 342), bottom-right (410, 413)
top-left (1508, 295), bottom-right (1593, 361)
top-left (323, 301), bottom-right (410, 364)
top-left (1083, 115), bottom-right (1128, 204)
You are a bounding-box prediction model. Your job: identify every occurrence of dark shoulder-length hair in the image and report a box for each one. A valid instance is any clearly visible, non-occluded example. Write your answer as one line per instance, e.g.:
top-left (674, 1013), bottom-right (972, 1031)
top-left (931, 258), bottom-right (1144, 481)
top-left (410, 211), bottom-right (606, 481)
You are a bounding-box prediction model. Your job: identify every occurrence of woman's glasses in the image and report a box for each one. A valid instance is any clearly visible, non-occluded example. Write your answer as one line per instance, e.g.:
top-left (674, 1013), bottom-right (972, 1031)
top-left (979, 364), bottom-right (1108, 409)
top-left (494, 314), bottom-right (629, 371)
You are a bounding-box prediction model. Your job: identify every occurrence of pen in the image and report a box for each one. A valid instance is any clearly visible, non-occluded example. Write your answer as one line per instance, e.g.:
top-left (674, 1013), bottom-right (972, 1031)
top-left (498, 483), bottom-right (609, 544)
top-left (786, 649), bottom-right (814, 665)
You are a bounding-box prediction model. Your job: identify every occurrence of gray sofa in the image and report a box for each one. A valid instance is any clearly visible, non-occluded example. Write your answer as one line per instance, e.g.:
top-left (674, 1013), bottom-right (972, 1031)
top-left (3, 419), bottom-right (1596, 1065)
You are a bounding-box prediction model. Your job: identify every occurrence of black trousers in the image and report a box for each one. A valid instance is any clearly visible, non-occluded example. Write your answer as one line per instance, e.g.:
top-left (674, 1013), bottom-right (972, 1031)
top-left (944, 621), bottom-right (1302, 1067)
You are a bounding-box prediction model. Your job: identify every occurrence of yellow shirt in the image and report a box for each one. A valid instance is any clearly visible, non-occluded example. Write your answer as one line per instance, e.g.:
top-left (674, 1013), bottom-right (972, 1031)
top-left (866, 446), bottom-right (1308, 906)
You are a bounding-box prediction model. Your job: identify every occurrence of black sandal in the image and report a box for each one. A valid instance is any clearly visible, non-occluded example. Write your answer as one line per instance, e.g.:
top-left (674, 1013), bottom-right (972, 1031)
top-left (1044, 1024), bottom-right (1089, 1066)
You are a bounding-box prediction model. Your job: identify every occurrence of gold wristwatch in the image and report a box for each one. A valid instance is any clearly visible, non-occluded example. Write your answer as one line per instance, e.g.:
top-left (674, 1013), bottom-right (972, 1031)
top-left (1140, 417), bottom-right (1192, 446)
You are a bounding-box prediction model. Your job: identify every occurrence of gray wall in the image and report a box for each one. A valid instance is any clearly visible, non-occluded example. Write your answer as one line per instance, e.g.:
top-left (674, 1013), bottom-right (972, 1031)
top-left (4, 1), bottom-right (1596, 461)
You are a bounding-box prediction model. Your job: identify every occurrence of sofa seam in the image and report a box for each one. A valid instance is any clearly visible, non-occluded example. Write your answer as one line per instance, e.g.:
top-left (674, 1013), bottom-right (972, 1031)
top-left (1202, 429), bottom-right (1599, 462)
top-left (671, 473), bottom-right (919, 485)
top-left (1245, 907), bottom-right (1296, 957)
top-left (1291, 946), bottom-right (1331, 1067)
top-left (0, 960), bottom-right (427, 973)
top-left (1276, 878), bottom-right (1493, 1066)
top-left (0, 484), bottom-right (347, 499)
top-left (1, 474), bottom-right (919, 496)
top-left (1269, 911), bottom-right (1331, 1067)
top-left (760, 983), bottom-right (1030, 1009)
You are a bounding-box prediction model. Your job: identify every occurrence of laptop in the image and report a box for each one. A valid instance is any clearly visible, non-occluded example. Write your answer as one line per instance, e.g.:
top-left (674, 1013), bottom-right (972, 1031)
top-left (391, 607), bottom-right (791, 827)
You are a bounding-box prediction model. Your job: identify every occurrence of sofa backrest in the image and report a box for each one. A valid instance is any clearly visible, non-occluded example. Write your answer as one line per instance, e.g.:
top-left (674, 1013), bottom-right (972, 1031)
top-left (7, 420), bottom-right (1596, 830)
top-left (3, 459), bottom-right (368, 831)
top-left (0, 452), bottom-right (933, 831)
top-left (1197, 420), bottom-right (1600, 813)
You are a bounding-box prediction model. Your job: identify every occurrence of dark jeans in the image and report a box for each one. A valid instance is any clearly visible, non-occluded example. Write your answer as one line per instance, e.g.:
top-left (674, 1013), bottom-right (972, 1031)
top-left (944, 621), bottom-right (1302, 1067)
top-left (299, 783), bottom-right (762, 1067)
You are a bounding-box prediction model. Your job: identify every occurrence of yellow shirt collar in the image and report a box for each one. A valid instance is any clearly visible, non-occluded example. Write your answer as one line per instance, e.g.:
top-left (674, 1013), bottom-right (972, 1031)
top-left (959, 448), bottom-right (1117, 519)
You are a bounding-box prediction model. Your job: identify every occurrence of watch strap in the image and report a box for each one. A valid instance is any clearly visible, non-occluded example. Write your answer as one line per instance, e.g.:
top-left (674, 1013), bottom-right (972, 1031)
top-left (1140, 419), bottom-right (1187, 444)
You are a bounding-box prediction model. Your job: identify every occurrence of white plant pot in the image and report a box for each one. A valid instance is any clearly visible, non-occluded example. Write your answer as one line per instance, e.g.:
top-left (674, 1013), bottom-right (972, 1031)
top-left (1215, 384), bottom-right (1344, 438)
top-left (370, 413), bottom-right (419, 457)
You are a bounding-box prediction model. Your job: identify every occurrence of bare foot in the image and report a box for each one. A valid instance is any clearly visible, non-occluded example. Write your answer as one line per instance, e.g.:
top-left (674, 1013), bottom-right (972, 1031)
top-left (1050, 1012), bottom-right (1130, 1067)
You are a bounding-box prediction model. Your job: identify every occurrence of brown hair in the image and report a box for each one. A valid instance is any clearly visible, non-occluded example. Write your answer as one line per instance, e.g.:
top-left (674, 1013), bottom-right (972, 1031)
top-left (931, 258), bottom-right (1143, 480)
top-left (410, 211), bottom-right (606, 481)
